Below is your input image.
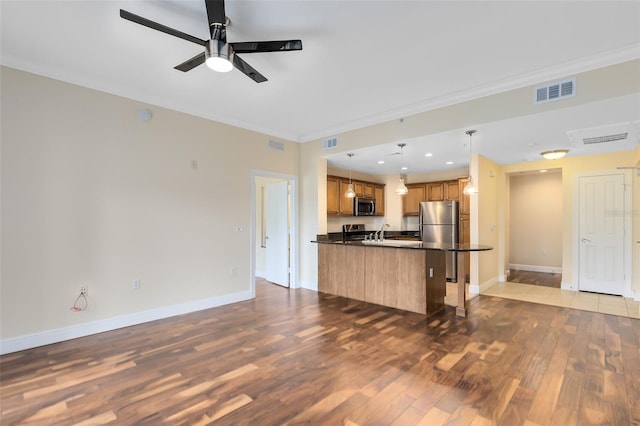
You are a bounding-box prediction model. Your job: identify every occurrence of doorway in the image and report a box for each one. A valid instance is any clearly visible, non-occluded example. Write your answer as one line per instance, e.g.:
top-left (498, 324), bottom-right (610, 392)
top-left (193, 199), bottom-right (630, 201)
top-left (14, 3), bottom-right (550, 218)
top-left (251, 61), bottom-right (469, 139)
top-left (507, 169), bottom-right (563, 288)
top-left (251, 171), bottom-right (298, 295)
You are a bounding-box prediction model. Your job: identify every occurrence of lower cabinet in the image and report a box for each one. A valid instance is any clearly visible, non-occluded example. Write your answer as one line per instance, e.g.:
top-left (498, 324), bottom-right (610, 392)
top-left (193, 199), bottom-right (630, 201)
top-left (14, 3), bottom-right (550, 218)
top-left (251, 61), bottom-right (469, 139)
top-left (318, 244), bottom-right (446, 316)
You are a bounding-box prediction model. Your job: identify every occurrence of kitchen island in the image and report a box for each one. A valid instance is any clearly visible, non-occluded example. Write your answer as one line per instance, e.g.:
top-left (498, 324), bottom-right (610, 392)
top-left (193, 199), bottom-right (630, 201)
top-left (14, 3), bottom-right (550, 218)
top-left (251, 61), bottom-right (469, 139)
top-left (313, 239), bottom-right (492, 317)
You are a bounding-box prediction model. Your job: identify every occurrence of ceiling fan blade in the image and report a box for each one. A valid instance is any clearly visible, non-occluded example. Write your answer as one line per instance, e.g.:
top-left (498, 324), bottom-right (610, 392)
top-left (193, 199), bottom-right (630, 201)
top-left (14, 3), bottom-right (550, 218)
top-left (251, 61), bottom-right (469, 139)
top-left (232, 55), bottom-right (267, 83)
top-left (174, 52), bottom-right (206, 72)
top-left (205, 0), bottom-right (226, 37)
top-left (120, 9), bottom-right (206, 46)
top-left (231, 40), bottom-right (303, 54)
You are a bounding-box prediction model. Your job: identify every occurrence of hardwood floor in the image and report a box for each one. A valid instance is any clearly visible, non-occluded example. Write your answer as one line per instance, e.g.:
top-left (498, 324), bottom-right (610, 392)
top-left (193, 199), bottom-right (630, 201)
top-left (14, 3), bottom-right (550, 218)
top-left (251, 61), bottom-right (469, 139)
top-left (507, 269), bottom-right (562, 288)
top-left (2, 280), bottom-right (639, 425)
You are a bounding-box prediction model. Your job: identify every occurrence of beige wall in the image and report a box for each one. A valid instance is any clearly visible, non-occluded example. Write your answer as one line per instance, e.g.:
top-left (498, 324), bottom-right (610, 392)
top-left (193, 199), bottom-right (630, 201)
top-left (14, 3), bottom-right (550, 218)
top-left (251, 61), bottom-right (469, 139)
top-left (508, 171), bottom-right (563, 271)
top-left (1, 67), bottom-right (298, 341)
top-left (633, 145), bottom-right (640, 296)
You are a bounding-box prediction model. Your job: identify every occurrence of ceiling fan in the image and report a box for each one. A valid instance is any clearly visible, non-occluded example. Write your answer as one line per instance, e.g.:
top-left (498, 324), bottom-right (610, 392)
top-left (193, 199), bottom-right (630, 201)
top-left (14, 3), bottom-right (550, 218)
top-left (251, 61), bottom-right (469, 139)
top-left (120, 0), bottom-right (302, 83)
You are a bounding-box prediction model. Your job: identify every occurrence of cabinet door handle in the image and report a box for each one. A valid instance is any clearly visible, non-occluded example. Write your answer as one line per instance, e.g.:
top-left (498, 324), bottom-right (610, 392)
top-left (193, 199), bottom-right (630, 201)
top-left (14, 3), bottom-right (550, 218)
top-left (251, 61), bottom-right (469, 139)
top-left (581, 238), bottom-right (591, 243)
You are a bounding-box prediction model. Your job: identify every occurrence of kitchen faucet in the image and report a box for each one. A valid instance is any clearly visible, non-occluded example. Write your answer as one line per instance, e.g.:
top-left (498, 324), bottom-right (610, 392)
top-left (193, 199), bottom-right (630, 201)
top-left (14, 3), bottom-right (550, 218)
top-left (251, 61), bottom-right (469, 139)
top-left (375, 223), bottom-right (390, 241)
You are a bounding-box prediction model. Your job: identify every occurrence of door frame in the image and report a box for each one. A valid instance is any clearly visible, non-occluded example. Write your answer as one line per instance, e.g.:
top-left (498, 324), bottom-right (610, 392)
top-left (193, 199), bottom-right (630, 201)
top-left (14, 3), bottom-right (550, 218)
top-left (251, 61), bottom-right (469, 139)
top-left (572, 169), bottom-right (632, 297)
top-left (250, 170), bottom-right (299, 297)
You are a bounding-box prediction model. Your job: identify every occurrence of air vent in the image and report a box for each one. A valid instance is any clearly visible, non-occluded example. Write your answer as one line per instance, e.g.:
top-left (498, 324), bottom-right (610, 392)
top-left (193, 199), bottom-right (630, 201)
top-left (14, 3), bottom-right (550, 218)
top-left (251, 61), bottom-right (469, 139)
top-left (567, 121), bottom-right (639, 148)
top-left (323, 136), bottom-right (338, 150)
top-left (535, 78), bottom-right (576, 104)
top-left (268, 139), bottom-right (284, 151)
top-left (582, 133), bottom-right (628, 145)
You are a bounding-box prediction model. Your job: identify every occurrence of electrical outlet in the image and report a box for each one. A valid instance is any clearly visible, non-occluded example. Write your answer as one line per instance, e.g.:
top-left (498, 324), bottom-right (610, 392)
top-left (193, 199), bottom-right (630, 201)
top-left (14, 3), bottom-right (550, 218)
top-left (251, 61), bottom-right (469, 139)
top-left (80, 286), bottom-right (88, 296)
top-left (132, 279), bottom-right (140, 289)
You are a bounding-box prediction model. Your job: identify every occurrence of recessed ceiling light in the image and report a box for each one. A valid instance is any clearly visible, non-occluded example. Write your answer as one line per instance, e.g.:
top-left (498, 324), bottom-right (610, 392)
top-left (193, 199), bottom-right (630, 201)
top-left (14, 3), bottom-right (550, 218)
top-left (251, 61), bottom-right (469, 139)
top-left (446, 161), bottom-right (453, 165)
top-left (377, 160), bottom-right (385, 164)
top-left (540, 169), bottom-right (547, 173)
top-left (425, 153), bottom-right (433, 157)
top-left (401, 166), bottom-right (408, 170)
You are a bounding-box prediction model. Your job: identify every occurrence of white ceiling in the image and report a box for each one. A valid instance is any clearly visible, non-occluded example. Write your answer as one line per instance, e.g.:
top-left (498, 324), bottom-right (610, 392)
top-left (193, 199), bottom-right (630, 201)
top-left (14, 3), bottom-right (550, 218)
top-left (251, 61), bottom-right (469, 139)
top-left (2, 1), bottom-right (639, 175)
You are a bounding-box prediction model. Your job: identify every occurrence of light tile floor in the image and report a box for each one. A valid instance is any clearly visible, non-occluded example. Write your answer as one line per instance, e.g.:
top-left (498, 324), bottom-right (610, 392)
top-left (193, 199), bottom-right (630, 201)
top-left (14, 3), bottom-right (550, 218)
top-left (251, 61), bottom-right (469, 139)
top-left (480, 281), bottom-right (640, 319)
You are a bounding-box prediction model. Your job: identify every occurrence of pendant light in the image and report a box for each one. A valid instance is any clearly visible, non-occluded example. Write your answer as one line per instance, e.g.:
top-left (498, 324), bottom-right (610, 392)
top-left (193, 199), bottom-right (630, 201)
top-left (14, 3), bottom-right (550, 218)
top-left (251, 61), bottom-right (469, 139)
top-left (344, 153), bottom-right (356, 198)
top-left (395, 143), bottom-right (408, 195)
top-left (463, 130), bottom-right (478, 195)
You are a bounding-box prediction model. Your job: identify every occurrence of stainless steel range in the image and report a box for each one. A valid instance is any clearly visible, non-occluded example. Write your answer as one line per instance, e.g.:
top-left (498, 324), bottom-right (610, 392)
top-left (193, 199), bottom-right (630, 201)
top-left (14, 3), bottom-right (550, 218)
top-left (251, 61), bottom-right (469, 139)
top-left (342, 224), bottom-right (367, 242)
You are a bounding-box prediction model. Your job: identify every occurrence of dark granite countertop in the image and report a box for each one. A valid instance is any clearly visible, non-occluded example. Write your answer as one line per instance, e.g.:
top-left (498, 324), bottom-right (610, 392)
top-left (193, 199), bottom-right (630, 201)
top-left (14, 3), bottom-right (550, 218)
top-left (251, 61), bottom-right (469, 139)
top-left (312, 239), bottom-right (493, 252)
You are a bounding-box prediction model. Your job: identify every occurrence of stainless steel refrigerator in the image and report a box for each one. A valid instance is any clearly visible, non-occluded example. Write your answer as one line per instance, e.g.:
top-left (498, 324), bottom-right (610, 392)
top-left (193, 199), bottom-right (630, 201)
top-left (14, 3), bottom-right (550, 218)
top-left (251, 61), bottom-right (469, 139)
top-left (419, 200), bottom-right (459, 281)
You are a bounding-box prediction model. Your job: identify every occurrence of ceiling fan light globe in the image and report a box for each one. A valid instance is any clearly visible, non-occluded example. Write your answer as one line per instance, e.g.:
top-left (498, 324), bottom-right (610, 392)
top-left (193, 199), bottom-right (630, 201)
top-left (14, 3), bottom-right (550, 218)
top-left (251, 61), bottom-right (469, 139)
top-left (206, 56), bottom-right (233, 72)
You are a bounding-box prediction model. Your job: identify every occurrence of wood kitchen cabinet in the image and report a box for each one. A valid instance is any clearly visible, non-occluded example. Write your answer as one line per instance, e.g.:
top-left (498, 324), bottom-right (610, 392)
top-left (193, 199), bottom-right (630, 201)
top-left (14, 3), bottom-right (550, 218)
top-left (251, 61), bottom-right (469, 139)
top-left (339, 180), bottom-right (354, 215)
top-left (403, 177), bottom-right (469, 216)
top-left (374, 185), bottom-right (385, 216)
top-left (327, 176), bottom-right (354, 216)
top-left (327, 175), bottom-right (385, 216)
top-left (364, 183), bottom-right (374, 198)
top-left (445, 180), bottom-right (459, 201)
top-left (403, 184), bottom-right (426, 216)
top-left (458, 178), bottom-right (470, 216)
top-left (426, 182), bottom-right (444, 201)
top-left (326, 176), bottom-right (340, 215)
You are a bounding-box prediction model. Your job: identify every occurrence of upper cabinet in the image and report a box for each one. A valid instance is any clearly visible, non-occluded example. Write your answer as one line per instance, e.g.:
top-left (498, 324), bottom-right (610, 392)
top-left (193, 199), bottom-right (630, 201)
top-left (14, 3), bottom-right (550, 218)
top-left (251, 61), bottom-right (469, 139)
top-left (458, 178), bottom-right (470, 216)
top-left (403, 184), bottom-right (426, 216)
top-left (403, 178), bottom-right (469, 216)
top-left (444, 180), bottom-right (459, 201)
top-left (426, 182), bottom-right (444, 201)
top-left (327, 175), bottom-right (385, 216)
top-left (374, 185), bottom-right (385, 216)
top-left (327, 176), bottom-right (340, 215)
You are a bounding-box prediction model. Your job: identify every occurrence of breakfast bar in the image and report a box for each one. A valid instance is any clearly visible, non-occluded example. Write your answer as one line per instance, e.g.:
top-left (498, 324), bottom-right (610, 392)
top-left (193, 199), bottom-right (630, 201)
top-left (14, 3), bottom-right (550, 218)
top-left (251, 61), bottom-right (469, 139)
top-left (313, 239), bottom-right (492, 317)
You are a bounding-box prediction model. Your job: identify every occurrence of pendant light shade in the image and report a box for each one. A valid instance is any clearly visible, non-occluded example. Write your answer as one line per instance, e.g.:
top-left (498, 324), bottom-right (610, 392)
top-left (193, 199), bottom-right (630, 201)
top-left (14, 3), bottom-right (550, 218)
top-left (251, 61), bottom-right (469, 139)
top-left (463, 130), bottom-right (478, 195)
top-left (395, 143), bottom-right (408, 195)
top-left (345, 153), bottom-right (356, 198)
top-left (396, 177), bottom-right (408, 195)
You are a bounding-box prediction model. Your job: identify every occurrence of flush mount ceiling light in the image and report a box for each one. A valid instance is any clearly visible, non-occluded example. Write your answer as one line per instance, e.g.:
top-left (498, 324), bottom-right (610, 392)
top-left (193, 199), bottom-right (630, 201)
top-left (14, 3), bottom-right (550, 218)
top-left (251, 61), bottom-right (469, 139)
top-left (463, 130), bottom-right (478, 195)
top-left (395, 143), bottom-right (408, 195)
top-left (541, 149), bottom-right (569, 160)
top-left (344, 153), bottom-right (356, 198)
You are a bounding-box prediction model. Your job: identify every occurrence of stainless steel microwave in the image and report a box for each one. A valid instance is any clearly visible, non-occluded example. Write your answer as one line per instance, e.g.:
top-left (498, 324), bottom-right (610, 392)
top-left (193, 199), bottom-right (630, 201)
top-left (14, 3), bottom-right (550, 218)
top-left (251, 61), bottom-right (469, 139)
top-left (354, 197), bottom-right (376, 216)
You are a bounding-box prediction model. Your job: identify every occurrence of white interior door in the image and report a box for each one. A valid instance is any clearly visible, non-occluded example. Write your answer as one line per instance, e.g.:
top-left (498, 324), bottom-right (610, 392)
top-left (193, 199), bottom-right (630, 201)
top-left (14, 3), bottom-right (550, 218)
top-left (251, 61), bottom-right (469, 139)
top-left (265, 181), bottom-right (289, 287)
top-left (578, 172), bottom-right (625, 295)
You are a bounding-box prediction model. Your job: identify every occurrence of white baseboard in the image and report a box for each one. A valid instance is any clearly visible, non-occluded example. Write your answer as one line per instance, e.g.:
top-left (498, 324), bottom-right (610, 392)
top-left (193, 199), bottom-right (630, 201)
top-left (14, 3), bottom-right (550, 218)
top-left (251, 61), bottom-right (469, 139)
top-left (471, 276), bottom-right (499, 294)
top-left (0, 290), bottom-right (253, 355)
top-left (509, 263), bottom-right (562, 274)
top-left (300, 280), bottom-right (318, 292)
top-left (561, 281), bottom-right (576, 291)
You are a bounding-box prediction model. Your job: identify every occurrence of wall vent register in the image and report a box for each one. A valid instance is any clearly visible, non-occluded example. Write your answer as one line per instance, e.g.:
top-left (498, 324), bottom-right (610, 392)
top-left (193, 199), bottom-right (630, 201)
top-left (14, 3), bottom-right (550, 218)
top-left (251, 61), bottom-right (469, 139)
top-left (535, 77), bottom-right (575, 104)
